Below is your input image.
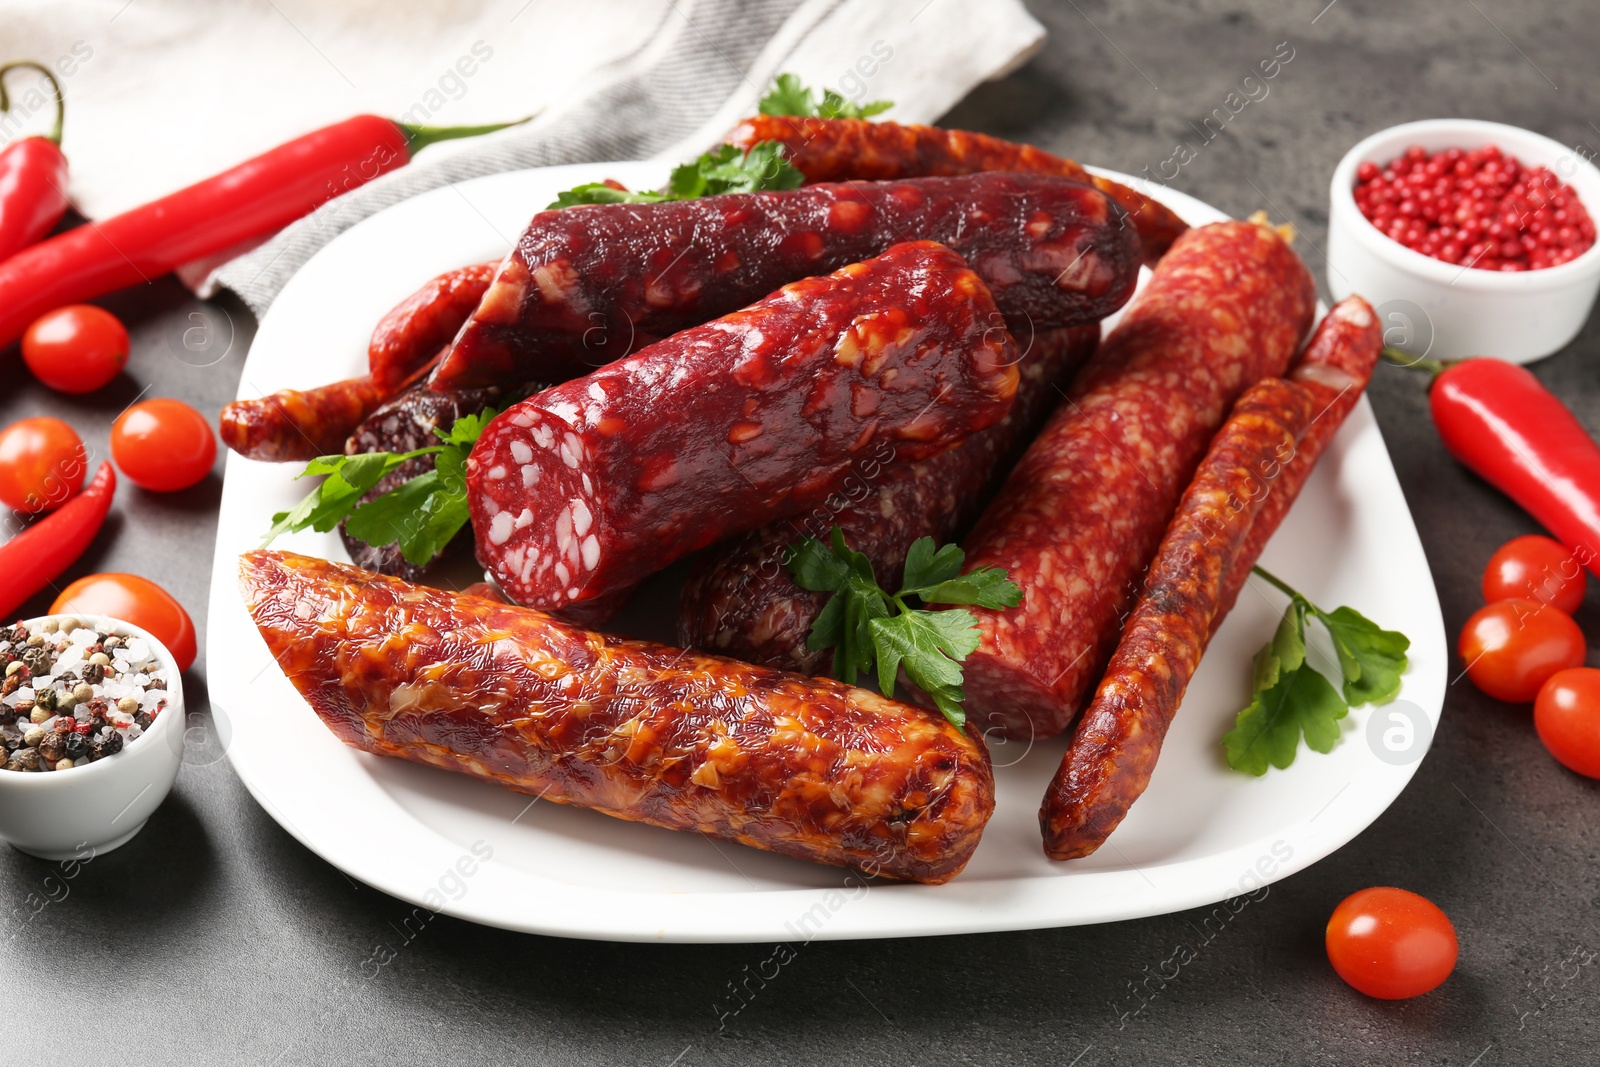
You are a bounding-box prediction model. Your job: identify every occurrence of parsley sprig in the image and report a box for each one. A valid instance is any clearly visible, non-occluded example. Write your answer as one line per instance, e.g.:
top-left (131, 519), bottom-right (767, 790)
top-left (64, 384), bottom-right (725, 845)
top-left (259, 410), bottom-right (496, 567)
top-left (548, 143), bottom-right (803, 209)
top-left (758, 73), bottom-right (893, 120)
top-left (1223, 566), bottom-right (1410, 775)
top-left (789, 528), bottom-right (1021, 727)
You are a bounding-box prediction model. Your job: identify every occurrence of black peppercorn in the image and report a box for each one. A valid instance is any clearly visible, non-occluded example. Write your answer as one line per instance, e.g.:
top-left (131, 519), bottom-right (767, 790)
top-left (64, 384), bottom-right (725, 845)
top-left (63, 732), bottom-right (88, 761)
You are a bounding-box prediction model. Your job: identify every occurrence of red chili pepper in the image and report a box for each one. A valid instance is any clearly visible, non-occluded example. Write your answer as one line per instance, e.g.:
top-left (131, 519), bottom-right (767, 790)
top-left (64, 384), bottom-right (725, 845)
top-left (0, 462), bottom-right (115, 619)
top-left (1430, 358), bottom-right (1600, 578)
top-left (0, 61), bottom-right (71, 264)
top-left (0, 112), bottom-right (527, 350)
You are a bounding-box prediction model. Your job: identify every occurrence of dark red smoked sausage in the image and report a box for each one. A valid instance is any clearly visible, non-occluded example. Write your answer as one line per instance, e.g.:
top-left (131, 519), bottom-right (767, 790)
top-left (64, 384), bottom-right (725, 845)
top-left (678, 325), bottom-right (1099, 673)
top-left (723, 114), bottom-right (1189, 265)
top-left (239, 550), bottom-right (995, 884)
top-left (367, 261), bottom-right (496, 392)
top-left (1211, 296), bottom-right (1383, 633)
top-left (955, 220), bottom-right (1316, 742)
top-left (468, 241), bottom-right (1021, 617)
top-left (338, 379), bottom-right (543, 581)
top-left (1039, 378), bottom-right (1318, 859)
top-left (430, 173), bottom-right (1137, 390)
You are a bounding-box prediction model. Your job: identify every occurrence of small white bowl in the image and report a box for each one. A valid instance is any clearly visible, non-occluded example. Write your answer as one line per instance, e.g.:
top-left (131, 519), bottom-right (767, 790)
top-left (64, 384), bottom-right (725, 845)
top-left (1328, 118), bottom-right (1600, 363)
top-left (0, 615), bottom-right (185, 861)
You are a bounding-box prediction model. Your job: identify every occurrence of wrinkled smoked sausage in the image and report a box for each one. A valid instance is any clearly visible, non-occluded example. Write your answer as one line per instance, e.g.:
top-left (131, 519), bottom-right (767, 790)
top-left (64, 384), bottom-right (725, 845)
top-left (431, 173), bottom-right (1136, 390)
top-left (678, 325), bottom-right (1098, 673)
top-left (468, 241), bottom-right (1021, 617)
top-left (954, 220), bottom-right (1316, 741)
top-left (240, 550), bottom-right (995, 884)
top-left (1039, 379), bottom-right (1317, 859)
top-left (221, 263), bottom-right (495, 463)
top-left (723, 114), bottom-right (1188, 264)
top-left (1211, 297), bottom-right (1383, 632)
top-left (367, 261), bottom-right (497, 392)
top-left (220, 375), bottom-right (389, 463)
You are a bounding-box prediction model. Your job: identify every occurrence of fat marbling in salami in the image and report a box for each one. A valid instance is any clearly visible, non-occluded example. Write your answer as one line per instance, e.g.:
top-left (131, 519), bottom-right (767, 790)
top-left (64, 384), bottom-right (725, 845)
top-left (678, 325), bottom-right (1099, 674)
top-left (468, 241), bottom-right (1022, 617)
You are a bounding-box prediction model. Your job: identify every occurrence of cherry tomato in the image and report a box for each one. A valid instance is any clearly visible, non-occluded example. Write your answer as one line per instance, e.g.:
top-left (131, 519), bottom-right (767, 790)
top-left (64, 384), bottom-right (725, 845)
top-left (1483, 535), bottom-right (1587, 615)
top-left (20, 305), bottom-right (130, 394)
top-left (110, 398), bottom-right (217, 492)
top-left (49, 573), bottom-right (196, 672)
top-left (1458, 598), bottom-right (1586, 703)
top-left (1326, 887), bottom-right (1458, 999)
top-left (0, 417), bottom-right (87, 514)
top-left (1534, 667), bottom-right (1600, 778)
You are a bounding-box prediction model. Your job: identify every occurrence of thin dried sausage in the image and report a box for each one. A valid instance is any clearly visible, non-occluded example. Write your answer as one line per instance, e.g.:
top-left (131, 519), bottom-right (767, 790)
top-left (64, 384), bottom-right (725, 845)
top-left (239, 550), bottom-right (995, 884)
top-left (1211, 297), bottom-right (1383, 632)
top-left (1039, 378), bottom-right (1317, 859)
top-left (367, 261), bottom-right (496, 392)
top-left (220, 375), bottom-right (389, 463)
top-left (430, 173), bottom-right (1137, 390)
top-left (954, 220), bottom-right (1316, 741)
top-left (678, 325), bottom-right (1098, 673)
top-left (723, 114), bottom-right (1188, 264)
top-left (468, 241), bottom-right (1021, 617)
top-left (220, 263), bottom-right (495, 463)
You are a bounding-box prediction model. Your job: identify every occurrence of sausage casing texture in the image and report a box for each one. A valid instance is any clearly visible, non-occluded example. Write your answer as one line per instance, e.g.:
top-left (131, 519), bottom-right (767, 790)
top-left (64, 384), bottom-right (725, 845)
top-left (220, 375), bottom-right (389, 463)
top-left (221, 263), bottom-right (495, 463)
top-left (430, 173), bottom-right (1137, 390)
top-left (367, 261), bottom-right (497, 392)
top-left (1039, 379), bottom-right (1318, 859)
top-left (239, 550), bottom-right (995, 884)
top-left (954, 220), bottom-right (1316, 742)
top-left (468, 241), bottom-right (1022, 617)
top-left (338, 379), bottom-right (543, 581)
top-left (678, 325), bottom-right (1099, 674)
top-left (1211, 297), bottom-right (1383, 633)
top-left (724, 114), bottom-right (1188, 265)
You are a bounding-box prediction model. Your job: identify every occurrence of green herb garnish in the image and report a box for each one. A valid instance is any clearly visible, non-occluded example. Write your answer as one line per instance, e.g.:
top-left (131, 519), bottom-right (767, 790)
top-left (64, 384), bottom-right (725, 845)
top-left (757, 73), bottom-right (893, 120)
top-left (789, 528), bottom-right (1021, 727)
top-left (1222, 566), bottom-right (1410, 775)
top-left (260, 410), bottom-right (496, 566)
top-left (548, 143), bottom-right (803, 209)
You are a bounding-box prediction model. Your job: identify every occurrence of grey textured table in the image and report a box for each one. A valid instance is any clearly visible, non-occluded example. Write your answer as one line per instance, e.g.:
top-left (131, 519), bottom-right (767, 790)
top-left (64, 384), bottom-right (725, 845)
top-left (4, 2), bottom-right (1599, 1064)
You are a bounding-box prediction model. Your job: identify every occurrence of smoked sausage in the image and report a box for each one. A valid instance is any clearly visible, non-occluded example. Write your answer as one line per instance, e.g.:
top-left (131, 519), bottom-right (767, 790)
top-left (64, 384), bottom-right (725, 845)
top-left (221, 262), bottom-right (495, 463)
top-left (1211, 297), bottom-right (1383, 632)
top-left (678, 325), bottom-right (1099, 673)
top-left (468, 241), bottom-right (1021, 617)
top-left (1039, 378), bottom-right (1317, 859)
top-left (954, 219), bottom-right (1316, 741)
top-left (430, 173), bottom-right (1137, 390)
top-left (724, 114), bottom-right (1188, 264)
top-left (239, 549), bottom-right (995, 884)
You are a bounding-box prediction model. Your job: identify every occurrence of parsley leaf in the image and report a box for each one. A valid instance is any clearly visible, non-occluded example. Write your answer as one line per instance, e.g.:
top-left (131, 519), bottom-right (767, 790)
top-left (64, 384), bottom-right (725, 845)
top-left (546, 183), bottom-right (670, 209)
top-left (757, 73), bottom-right (814, 117)
top-left (758, 73), bottom-right (893, 119)
top-left (789, 527), bottom-right (1019, 726)
top-left (1314, 604), bottom-right (1411, 706)
top-left (261, 449), bottom-right (437, 546)
top-left (260, 409), bottom-right (497, 567)
top-left (1222, 566), bottom-right (1410, 775)
top-left (548, 144), bottom-right (802, 209)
